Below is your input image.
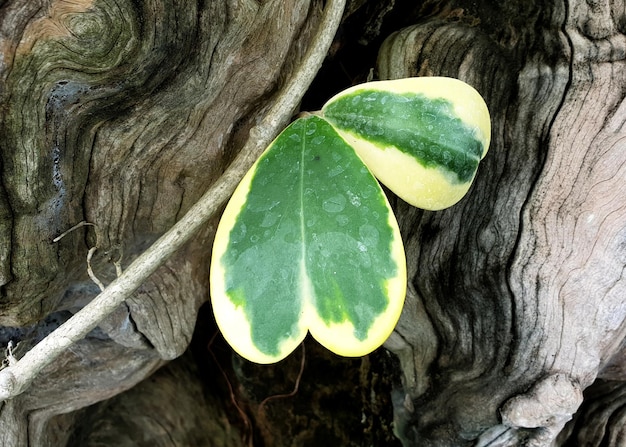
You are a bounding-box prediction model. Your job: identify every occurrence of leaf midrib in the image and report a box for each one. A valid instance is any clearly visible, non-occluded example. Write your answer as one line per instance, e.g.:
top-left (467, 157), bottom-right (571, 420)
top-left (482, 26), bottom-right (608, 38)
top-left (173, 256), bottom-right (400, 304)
top-left (298, 120), bottom-right (308, 301)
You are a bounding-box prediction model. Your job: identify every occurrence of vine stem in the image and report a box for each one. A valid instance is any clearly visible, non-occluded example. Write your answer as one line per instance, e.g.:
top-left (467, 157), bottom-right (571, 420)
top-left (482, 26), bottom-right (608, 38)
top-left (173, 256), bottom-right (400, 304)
top-left (0, 0), bottom-right (346, 402)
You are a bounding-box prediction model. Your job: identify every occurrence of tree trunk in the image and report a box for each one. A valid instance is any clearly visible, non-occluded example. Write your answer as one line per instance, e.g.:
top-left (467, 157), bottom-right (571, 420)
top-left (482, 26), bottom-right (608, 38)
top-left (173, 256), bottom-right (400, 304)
top-left (1, 0), bottom-right (625, 446)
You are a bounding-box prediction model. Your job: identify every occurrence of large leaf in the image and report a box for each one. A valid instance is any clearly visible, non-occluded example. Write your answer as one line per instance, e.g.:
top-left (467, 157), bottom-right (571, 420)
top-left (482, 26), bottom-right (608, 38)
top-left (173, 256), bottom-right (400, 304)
top-left (322, 77), bottom-right (491, 210)
top-left (210, 115), bottom-right (406, 363)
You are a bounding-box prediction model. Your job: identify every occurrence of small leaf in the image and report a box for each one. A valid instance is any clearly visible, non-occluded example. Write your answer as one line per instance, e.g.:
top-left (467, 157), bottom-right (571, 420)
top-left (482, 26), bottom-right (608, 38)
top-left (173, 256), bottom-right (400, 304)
top-left (322, 77), bottom-right (491, 210)
top-left (210, 115), bottom-right (406, 363)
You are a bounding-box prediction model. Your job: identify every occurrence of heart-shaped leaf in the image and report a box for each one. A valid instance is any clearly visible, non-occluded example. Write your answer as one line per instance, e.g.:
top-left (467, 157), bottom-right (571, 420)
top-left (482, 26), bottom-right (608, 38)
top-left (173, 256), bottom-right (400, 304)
top-left (322, 77), bottom-right (491, 210)
top-left (210, 115), bottom-right (406, 363)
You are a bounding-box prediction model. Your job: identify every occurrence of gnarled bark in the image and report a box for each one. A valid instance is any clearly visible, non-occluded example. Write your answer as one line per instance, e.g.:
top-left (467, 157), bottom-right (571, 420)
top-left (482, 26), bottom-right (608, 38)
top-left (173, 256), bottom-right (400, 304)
top-left (1, 0), bottom-right (625, 446)
top-left (378, 1), bottom-right (626, 445)
top-left (1, 0), bottom-right (325, 444)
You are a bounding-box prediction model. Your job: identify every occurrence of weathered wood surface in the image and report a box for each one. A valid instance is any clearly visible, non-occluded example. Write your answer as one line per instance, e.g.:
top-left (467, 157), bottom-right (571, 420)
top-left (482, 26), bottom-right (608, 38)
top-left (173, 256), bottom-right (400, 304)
top-left (0, 0), bottom-right (322, 444)
top-left (0, 0), bottom-right (625, 446)
top-left (378, 1), bottom-right (626, 445)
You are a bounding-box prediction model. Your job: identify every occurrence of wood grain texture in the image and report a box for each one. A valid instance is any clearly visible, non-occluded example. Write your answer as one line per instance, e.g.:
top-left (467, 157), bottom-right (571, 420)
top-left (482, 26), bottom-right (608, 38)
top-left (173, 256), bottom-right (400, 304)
top-left (64, 352), bottom-right (245, 447)
top-left (0, 0), bottom-right (322, 444)
top-left (378, 0), bottom-right (626, 445)
top-left (1, 0), bottom-right (625, 445)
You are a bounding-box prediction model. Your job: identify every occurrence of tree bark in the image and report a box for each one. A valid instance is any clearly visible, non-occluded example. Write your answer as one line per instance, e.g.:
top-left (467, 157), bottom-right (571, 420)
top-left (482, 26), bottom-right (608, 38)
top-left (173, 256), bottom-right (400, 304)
top-left (377, 0), bottom-right (626, 445)
top-left (1, 0), bottom-right (328, 444)
top-left (1, 0), bottom-right (625, 446)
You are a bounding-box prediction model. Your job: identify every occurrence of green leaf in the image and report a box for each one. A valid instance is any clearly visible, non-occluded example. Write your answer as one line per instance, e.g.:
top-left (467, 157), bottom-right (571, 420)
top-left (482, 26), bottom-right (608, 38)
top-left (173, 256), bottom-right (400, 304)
top-left (210, 115), bottom-right (406, 364)
top-left (322, 77), bottom-right (491, 210)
